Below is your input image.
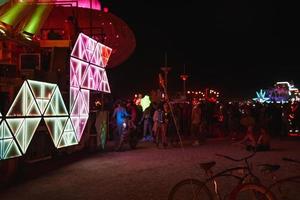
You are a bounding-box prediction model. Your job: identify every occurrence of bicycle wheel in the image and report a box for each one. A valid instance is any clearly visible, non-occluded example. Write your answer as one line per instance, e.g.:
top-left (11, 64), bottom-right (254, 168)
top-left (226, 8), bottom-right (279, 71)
top-left (205, 174), bottom-right (243, 199)
top-left (229, 183), bottom-right (276, 200)
top-left (168, 178), bottom-right (213, 200)
top-left (268, 176), bottom-right (300, 200)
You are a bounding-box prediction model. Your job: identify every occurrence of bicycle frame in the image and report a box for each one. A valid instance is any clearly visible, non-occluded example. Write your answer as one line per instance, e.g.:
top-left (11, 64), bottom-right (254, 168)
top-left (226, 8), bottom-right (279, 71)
top-left (202, 152), bottom-right (260, 200)
top-left (204, 166), bottom-right (260, 200)
top-left (267, 158), bottom-right (300, 199)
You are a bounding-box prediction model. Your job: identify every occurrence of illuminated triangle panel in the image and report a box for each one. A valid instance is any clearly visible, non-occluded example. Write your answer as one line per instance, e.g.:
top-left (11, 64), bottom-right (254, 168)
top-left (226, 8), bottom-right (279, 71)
top-left (27, 80), bottom-right (56, 114)
top-left (70, 87), bottom-right (79, 112)
top-left (71, 116), bottom-right (88, 141)
top-left (7, 118), bottom-right (41, 154)
top-left (101, 45), bottom-right (112, 67)
top-left (0, 121), bottom-right (22, 160)
top-left (57, 118), bottom-right (78, 148)
top-left (7, 82), bottom-right (35, 117)
top-left (44, 87), bottom-right (68, 116)
top-left (0, 33), bottom-right (113, 160)
top-left (100, 71), bottom-right (111, 93)
top-left (44, 117), bottom-right (68, 147)
top-left (90, 43), bottom-right (102, 66)
top-left (70, 57), bottom-right (89, 87)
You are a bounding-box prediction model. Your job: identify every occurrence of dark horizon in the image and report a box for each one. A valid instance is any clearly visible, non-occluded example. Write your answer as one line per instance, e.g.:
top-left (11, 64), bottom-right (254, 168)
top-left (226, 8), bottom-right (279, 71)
top-left (103, 1), bottom-right (300, 99)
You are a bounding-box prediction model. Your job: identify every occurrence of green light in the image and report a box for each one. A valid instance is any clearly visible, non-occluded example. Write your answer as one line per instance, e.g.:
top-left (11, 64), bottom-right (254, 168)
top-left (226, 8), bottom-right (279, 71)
top-left (141, 95), bottom-right (151, 111)
top-left (0, 3), bottom-right (29, 26)
top-left (23, 4), bottom-right (52, 35)
top-left (0, 0), bottom-right (9, 6)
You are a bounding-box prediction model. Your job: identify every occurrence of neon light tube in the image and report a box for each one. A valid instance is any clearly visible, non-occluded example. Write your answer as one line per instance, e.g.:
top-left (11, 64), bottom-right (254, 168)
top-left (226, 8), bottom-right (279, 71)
top-left (0, 3), bottom-right (31, 26)
top-left (22, 4), bottom-right (53, 34)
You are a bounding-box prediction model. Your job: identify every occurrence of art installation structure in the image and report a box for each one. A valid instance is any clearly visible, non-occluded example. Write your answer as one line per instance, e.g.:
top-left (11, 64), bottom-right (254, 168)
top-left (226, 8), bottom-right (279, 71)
top-left (0, 33), bottom-right (112, 160)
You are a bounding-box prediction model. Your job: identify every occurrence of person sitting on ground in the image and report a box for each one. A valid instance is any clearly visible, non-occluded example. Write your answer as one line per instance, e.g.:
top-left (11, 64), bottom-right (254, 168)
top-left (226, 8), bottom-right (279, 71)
top-left (233, 125), bottom-right (256, 151)
top-left (256, 127), bottom-right (271, 151)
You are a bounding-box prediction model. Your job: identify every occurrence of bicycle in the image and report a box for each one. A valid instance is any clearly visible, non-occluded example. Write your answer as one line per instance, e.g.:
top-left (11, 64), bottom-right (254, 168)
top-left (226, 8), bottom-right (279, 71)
top-left (228, 157), bottom-right (300, 200)
top-left (168, 151), bottom-right (276, 200)
top-left (266, 157), bottom-right (300, 200)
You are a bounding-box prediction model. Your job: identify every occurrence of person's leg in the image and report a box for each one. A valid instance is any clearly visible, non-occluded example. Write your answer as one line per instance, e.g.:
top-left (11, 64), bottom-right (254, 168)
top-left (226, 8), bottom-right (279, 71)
top-left (147, 121), bottom-right (153, 141)
top-left (143, 121), bottom-right (148, 140)
top-left (162, 124), bottom-right (168, 147)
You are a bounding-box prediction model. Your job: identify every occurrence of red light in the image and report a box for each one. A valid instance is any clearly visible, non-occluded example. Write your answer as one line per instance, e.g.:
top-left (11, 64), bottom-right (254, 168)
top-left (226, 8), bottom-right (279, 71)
top-left (103, 7), bottom-right (109, 13)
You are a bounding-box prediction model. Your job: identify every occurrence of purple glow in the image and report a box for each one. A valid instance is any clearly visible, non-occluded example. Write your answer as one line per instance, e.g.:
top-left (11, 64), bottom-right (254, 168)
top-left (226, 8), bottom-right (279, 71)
top-left (32, 0), bottom-right (102, 11)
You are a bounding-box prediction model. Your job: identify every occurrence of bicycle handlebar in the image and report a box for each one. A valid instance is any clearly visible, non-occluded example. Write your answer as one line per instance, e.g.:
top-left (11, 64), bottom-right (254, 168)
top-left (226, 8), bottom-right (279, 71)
top-left (282, 157), bottom-right (300, 164)
top-left (216, 151), bottom-right (256, 162)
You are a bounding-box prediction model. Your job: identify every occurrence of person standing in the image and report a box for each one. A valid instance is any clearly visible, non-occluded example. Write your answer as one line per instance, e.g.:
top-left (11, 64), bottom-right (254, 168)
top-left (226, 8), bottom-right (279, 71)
top-left (112, 100), bottom-right (129, 137)
top-left (139, 106), bottom-right (153, 141)
top-left (191, 104), bottom-right (201, 146)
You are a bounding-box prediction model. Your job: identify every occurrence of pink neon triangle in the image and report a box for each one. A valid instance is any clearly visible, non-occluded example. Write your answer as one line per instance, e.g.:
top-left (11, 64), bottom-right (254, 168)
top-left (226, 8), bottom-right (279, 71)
top-left (70, 59), bottom-right (79, 87)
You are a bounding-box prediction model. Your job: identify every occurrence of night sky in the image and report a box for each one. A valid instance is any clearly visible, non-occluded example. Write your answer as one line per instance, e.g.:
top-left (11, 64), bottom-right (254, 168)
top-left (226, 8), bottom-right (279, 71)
top-left (104, 1), bottom-right (300, 99)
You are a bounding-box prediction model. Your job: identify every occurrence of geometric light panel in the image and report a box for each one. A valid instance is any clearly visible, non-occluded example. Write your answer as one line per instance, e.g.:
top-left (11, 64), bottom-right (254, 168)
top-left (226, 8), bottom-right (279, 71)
top-left (44, 117), bottom-right (68, 148)
top-left (0, 121), bottom-right (22, 160)
top-left (57, 118), bottom-right (78, 148)
top-left (0, 33), bottom-right (112, 160)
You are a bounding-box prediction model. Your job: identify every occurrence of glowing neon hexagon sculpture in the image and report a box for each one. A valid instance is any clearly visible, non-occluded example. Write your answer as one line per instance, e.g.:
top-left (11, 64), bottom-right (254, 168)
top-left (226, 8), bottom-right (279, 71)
top-left (0, 33), bottom-right (112, 160)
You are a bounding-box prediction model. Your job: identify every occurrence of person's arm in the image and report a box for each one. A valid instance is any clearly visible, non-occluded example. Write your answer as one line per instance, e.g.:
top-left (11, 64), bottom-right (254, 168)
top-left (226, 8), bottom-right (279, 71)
top-left (257, 135), bottom-right (263, 144)
top-left (112, 109), bottom-right (116, 119)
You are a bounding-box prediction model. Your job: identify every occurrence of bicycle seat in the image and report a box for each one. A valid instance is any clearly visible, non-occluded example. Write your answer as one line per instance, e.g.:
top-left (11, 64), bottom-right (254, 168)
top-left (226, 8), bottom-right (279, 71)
top-left (200, 161), bottom-right (216, 171)
top-left (259, 164), bottom-right (280, 173)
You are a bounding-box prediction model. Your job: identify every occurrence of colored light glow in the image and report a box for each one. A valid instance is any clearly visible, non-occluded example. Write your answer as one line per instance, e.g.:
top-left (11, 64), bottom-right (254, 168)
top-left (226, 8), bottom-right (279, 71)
top-left (141, 95), bottom-right (151, 111)
top-left (7, 81), bottom-right (40, 116)
top-left (0, 0), bottom-right (9, 6)
top-left (57, 118), bottom-right (78, 148)
top-left (0, 33), bottom-right (111, 160)
top-left (7, 118), bottom-right (41, 153)
top-left (253, 89), bottom-right (270, 103)
top-left (44, 87), bottom-right (68, 116)
top-left (0, 2), bottom-right (29, 26)
top-left (103, 7), bottom-right (109, 13)
top-left (23, 4), bottom-right (53, 34)
top-left (70, 58), bottom-right (89, 87)
top-left (0, 120), bottom-right (22, 160)
top-left (44, 117), bottom-right (68, 147)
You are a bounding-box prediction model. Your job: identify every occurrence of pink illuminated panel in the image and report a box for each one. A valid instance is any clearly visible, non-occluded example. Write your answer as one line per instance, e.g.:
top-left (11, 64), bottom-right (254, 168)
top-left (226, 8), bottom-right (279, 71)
top-left (30, 0), bottom-right (102, 11)
top-left (101, 46), bottom-right (112, 67)
top-left (0, 33), bottom-right (112, 160)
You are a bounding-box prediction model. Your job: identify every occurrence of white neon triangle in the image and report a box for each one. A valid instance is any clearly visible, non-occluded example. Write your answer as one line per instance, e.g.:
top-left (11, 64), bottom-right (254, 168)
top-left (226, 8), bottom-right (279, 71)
top-left (44, 117), bottom-right (68, 147)
top-left (44, 87), bottom-right (68, 116)
top-left (57, 118), bottom-right (78, 148)
top-left (27, 80), bottom-right (56, 100)
top-left (26, 100), bottom-right (41, 116)
top-left (15, 118), bottom-right (41, 154)
top-left (6, 118), bottom-right (24, 134)
top-left (2, 139), bottom-right (22, 160)
top-left (36, 99), bottom-right (50, 114)
top-left (7, 82), bottom-right (35, 116)
top-left (0, 121), bottom-right (13, 139)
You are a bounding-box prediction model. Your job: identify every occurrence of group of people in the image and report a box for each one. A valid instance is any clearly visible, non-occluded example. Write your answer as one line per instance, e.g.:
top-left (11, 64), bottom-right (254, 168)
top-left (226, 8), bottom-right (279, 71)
top-left (110, 98), bottom-right (279, 152)
top-left (111, 100), bottom-right (179, 149)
